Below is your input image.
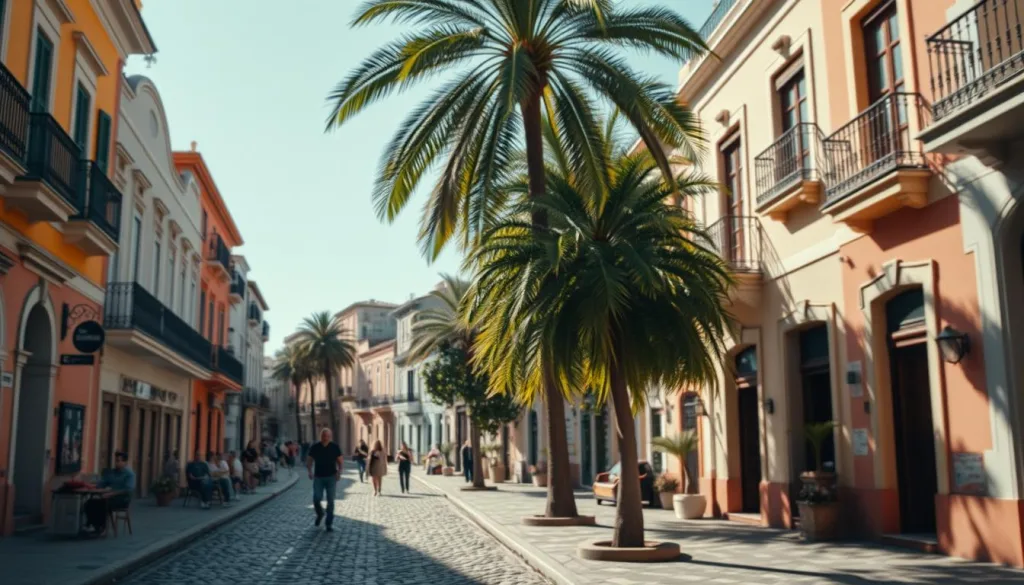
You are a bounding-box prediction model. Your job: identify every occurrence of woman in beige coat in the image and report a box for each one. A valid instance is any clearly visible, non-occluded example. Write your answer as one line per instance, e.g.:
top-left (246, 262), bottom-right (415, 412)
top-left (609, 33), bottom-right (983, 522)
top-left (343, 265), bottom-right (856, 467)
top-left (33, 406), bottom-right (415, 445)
top-left (368, 440), bottom-right (388, 496)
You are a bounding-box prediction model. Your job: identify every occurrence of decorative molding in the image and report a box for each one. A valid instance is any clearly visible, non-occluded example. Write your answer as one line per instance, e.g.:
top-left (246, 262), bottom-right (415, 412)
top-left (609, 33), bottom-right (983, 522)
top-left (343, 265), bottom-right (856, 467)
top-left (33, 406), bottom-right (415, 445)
top-left (43, 0), bottom-right (75, 24)
top-left (169, 219), bottom-right (182, 240)
top-left (114, 142), bottom-right (133, 190)
top-left (0, 251), bottom-right (13, 275)
top-left (715, 109), bottom-right (730, 126)
top-left (131, 168), bottom-right (152, 192)
top-left (771, 34), bottom-right (791, 58)
top-left (72, 32), bottom-right (109, 77)
top-left (17, 242), bottom-right (76, 285)
top-left (153, 196), bottom-right (169, 221)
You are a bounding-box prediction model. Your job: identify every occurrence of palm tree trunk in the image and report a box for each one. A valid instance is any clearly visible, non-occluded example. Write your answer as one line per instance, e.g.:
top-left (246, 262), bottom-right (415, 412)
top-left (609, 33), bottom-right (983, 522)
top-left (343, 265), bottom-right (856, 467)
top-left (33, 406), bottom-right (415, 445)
top-left (325, 368), bottom-right (339, 438)
top-left (523, 91), bottom-right (579, 519)
top-left (306, 377), bottom-right (317, 442)
top-left (292, 381), bottom-right (302, 443)
top-left (609, 352), bottom-right (645, 548)
top-left (470, 413), bottom-right (485, 489)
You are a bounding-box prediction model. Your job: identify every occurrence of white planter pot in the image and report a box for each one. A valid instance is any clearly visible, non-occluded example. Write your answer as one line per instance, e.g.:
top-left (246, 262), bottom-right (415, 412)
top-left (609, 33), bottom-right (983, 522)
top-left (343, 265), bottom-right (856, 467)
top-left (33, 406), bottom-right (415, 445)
top-left (673, 493), bottom-right (707, 519)
top-left (658, 492), bottom-right (675, 510)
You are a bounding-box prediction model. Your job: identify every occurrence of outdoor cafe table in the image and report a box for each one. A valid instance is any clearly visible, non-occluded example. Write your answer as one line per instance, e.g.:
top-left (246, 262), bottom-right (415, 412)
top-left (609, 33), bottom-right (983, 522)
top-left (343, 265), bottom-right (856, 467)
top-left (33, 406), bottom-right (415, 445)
top-left (50, 488), bottom-right (127, 537)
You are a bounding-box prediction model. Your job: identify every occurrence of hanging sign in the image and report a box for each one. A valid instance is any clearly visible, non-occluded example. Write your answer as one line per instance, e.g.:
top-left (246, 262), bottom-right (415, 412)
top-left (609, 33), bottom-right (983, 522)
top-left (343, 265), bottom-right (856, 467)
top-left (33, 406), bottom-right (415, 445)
top-left (60, 354), bottom-right (95, 366)
top-left (72, 321), bottom-right (105, 354)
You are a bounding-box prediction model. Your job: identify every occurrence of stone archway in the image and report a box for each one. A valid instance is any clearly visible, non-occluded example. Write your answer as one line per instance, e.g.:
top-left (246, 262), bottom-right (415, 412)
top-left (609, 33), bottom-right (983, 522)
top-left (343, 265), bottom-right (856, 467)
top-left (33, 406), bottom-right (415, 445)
top-left (11, 293), bottom-right (56, 520)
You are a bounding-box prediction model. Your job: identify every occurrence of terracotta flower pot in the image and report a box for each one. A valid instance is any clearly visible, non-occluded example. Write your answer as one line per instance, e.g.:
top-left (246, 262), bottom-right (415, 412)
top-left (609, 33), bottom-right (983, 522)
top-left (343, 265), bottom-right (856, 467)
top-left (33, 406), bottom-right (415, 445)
top-left (798, 501), bottom-right (840, 541)
top-left (490, 463), bottom-right (506, 483)
top-left (532, 473), bottom-right (548, 487)
top-left (442, 467), bottom-right (455, 476)
top-left (673, 494), bottom-right (706, 519)
top-left (658, 492), bottom-right (675, 510)
top-left (155, 491), bottom-right (176, 507)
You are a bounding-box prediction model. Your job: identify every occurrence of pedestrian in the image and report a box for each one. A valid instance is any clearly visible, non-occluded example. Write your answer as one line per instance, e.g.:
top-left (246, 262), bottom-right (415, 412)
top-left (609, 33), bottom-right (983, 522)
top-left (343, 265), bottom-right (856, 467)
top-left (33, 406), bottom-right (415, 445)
top-left (242, 440), bottom-right (260, 490)
top-left (461, 439), bottom-right (473, 483)
top-left (368, 440), bottom-right (387, 496)
top-left (306, 428), bottom-right (343, 532)
top-left (353, 440), bottom-right (369, 483)
top-left (397, 441), bottom-right (412, 493)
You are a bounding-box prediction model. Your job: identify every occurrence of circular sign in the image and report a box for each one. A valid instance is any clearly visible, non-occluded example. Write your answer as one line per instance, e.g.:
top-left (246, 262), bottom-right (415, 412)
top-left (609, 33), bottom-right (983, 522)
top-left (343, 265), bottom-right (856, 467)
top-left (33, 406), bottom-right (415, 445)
top-left (72, 321), bottom-right (106, 354)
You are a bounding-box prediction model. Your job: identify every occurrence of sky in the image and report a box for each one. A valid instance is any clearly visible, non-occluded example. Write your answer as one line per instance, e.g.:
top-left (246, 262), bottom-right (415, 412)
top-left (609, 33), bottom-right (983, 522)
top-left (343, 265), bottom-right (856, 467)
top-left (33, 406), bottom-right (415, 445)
top-left (125, 0), bottom-right (717, 353)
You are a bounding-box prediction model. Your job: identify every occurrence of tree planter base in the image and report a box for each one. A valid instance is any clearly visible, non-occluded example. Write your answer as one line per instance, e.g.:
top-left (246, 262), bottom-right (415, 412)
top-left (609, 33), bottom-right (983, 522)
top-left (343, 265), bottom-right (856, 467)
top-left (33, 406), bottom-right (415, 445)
top-left (798, 501), bottom-right (840, 541)
top-left (531, 474), bottom-right (548, 487)
top-left (521, 515), bottom-right (596, 527)
top-left (577, 539), bottom-right (681, 562)
top-left (460, 485), bottom-right (498, 492)
top-left (673, 494), bottom-right (706, 519)
top-left (154, 492), bottom-right (176, 507)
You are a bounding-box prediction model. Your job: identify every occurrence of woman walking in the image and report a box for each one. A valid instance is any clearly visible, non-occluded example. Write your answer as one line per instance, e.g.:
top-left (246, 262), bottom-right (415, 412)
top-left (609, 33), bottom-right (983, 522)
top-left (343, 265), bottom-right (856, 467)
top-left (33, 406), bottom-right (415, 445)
top-left (460, 440), bottom-right (473, 483)
top-left (354, 440), bottom-right (369, 483)
top-left (368, 440), bottom-right (388, 496)
top-left (397, 442), bottom-right (412, 493)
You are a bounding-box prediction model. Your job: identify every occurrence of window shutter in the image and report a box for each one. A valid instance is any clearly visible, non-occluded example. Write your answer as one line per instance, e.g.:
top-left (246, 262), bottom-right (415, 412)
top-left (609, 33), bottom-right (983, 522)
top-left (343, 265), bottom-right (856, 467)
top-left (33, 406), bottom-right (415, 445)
top-left (73, 84), bottom-right (91, 152)
top-left (95, 110), bottom-right (112, 172)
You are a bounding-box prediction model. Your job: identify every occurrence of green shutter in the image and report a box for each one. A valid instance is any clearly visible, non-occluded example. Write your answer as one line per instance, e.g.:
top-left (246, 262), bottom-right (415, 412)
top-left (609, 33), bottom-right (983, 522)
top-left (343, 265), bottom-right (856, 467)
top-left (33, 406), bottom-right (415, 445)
top-left (95, 111), bottom-right (111, 172)
top-left (73, 84), bottom-right (91, 153)
top-left (31, 29), bottom-right (54, 112)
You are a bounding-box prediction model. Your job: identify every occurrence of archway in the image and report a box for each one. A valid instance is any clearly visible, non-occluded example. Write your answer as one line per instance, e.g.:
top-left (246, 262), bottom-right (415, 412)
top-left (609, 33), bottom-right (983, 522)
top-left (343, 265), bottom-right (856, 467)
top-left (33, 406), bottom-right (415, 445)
top-left (13, 303), bottom-right (54, 520)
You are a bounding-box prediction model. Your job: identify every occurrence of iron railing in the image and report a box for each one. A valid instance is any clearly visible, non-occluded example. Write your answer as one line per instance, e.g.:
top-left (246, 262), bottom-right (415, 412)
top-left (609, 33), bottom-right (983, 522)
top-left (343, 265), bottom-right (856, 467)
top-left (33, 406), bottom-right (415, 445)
top-left (0, 62), bottom-right (30, 165)
top-left (73, 162), bottom-right (122, 242)
top-left (104, 282), bottom-right (212, 369)
top-left (705, 215), bottom-right (763, 273)
top-left (262, 321), bottom-right (270, 340)
top-left (260, 395), bottom-right (271, 409)
top-left (754, 122), bottom-right (826, 208)
top-left (206, 232), bottom-right (230, 268)
top-left (19, 112), bottom-right (84, 209)
top-left (248, 301), bottom-right (262, 323)
top-left (213, 345), bottom-right (243, 384)
top-left (230, 271), bottom-right (245, 297)
top-left (682, 0), bottom-right (739, 64)
top-left (821, 93), bottom-right (929, 207)
top-left (927, 0), bottom-right (1024, 121)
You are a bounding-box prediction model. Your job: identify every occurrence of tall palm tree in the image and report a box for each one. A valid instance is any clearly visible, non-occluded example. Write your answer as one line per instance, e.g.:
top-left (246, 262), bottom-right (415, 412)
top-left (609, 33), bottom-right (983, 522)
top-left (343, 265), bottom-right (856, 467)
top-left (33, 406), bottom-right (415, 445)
top-left (271, 345), bottom-right (308, 443)
top-left (328, 0), bottom-right (708, 520)
top-left (296, 311), bottom-right (356, 440)
top-left (408, 274), bottom-right (487, 489)
top-left (469, 130), bottom-right (732, 547)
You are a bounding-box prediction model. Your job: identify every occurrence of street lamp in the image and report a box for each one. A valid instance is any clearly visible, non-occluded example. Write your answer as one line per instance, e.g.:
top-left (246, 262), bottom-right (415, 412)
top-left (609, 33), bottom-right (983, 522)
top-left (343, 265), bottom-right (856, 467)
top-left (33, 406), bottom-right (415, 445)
top-left (936, 326), bottom-right (970, 364)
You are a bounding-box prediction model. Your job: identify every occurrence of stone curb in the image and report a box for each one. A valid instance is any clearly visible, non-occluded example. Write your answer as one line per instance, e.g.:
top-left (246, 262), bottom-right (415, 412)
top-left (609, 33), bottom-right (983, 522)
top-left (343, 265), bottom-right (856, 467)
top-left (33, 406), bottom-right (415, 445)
top-left (84, 473), bottom-right (300, 585)
top-left (413, 475), bottom-right (580, 585)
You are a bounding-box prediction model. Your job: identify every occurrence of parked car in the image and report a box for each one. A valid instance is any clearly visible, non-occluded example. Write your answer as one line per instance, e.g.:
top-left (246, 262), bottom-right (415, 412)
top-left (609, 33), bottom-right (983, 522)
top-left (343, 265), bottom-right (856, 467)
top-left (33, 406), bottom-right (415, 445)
top-left (592, 461), bottom-right (659, 508)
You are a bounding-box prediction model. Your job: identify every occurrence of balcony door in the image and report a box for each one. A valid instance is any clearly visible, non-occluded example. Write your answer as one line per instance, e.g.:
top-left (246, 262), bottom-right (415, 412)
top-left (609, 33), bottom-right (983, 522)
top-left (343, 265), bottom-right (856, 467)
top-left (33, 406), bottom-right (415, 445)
top-left (721, 136), bottom-right (745, 265)
top-left (30, 29), bottom-right (54, 113)
top-left (863, 1), bottom-right (907, 163)
top-left (778, 70), bottom-right (810, 182)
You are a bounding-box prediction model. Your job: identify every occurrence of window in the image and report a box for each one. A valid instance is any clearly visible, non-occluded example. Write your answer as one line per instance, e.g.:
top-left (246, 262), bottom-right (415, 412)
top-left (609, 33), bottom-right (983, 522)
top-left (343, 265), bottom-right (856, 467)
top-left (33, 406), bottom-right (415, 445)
top-left (107, 251), bottom-right (118, 284)
top-left (130, 215), bottom-right (142, 283)
top-left (168, 249), bottom-right (176, 308)
top-left (30, 29), bottom-right (54, 112)
top-left (153, 241), bottom-right (161, 296)
top-left (199, 290), bottom-right (206, 332)
top-left (778, 69), bottom-right (810, 175)
top-left (72, 83), bottom-right (91, 153)
top-left (207, 299), bottom-right (214, 339)
top-left (95, 111), bottom-right (112, 173)
top-left (864, 1), bottom-right (903, 102)
top-left (201, 211), bottom-right (208, 240)
top-left (217, 306), bottom-right (225, 345)
top-left (721, 136), bottom-right (745, 264)
top-left (179, 265), bottom-right (187, 315)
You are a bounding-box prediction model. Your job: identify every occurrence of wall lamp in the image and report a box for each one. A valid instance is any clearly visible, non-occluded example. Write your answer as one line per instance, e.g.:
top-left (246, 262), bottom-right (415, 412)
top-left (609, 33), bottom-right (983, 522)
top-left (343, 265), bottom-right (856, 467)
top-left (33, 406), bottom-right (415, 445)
top-left (936, 326), bottom-right (970, 364)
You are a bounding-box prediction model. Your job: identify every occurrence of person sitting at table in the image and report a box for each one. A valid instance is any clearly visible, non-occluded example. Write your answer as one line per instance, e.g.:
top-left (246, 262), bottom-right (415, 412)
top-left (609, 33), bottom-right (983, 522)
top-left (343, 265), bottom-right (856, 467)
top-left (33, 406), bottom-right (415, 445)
top-left (226, 451), bottom-right (245, 496)
top-left (84, 451), bottom-right (135, 534)
top-left (208, 452), bottom-right (234, 504)
top-left (186, 451), bottom-right (214, 509)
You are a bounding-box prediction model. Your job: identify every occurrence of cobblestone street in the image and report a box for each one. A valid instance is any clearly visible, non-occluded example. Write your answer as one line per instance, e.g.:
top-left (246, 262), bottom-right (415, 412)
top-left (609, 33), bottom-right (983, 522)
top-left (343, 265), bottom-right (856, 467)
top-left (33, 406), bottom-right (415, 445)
top-left (120, 469), bottom-right (549, 585)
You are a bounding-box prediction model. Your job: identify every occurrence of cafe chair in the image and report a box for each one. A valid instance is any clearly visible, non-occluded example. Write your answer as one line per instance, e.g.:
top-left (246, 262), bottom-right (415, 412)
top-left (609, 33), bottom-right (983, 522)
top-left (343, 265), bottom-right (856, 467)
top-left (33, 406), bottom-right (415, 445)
top-left (108, 507), bottom-right (132, 537)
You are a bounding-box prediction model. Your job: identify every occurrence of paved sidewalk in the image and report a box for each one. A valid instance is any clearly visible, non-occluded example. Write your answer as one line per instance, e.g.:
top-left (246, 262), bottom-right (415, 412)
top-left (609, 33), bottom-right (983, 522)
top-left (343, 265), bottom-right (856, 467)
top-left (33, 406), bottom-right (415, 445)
top-left (416, 473), bottom-right (1024, 585)
top-left (0, 471), bottom-right (299, 585)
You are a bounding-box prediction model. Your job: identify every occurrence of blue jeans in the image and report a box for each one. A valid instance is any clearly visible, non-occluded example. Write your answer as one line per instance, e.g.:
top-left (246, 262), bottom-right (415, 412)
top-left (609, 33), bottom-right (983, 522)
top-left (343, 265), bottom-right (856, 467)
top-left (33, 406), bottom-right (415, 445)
top-left (356, 459), bottom-right (366, 482)
top-left (214, 477), bottom-right (233, 501)
top-left (463, 461), bottom-right (473, 482)
top-left (312, 476), bottom-right (338, 527)
top-left (189, 478), bottom-right (213, 503)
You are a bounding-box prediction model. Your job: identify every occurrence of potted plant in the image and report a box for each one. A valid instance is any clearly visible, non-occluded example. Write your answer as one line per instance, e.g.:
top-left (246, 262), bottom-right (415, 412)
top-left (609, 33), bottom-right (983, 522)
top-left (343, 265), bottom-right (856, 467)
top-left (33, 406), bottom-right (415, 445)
top-left (654, 475), bottom-right (679, 510)
top-left (151, 476), bottom-right (178, 507)
top-left (652, 431), bottom-right (706, 519)
top-left (485, 443), bottom-right (505, 483)
top-left (439, 442), bottom-right (456, 476)
top-left (529, 460), bottom-right (548, 487)
top-left (797, 421), bottom-right (840, 541)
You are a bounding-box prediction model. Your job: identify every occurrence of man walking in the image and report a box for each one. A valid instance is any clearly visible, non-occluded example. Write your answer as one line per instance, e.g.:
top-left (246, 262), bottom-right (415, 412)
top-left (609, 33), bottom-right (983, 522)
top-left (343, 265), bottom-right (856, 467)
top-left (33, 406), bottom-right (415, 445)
top-left (307, 428), bottom-right (343, 531)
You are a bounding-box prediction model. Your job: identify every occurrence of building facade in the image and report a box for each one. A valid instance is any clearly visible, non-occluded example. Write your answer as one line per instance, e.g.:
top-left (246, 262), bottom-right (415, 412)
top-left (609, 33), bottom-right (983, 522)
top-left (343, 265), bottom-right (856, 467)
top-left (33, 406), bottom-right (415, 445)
top-left (655, 0), bottom-right (1024, 566)
top-left (0, 0), bottom-right (154, 533)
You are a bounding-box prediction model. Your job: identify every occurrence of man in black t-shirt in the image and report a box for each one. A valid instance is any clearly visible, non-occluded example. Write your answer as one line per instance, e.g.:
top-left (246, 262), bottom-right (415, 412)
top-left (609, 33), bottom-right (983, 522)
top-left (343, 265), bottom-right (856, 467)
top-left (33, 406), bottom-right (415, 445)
top-left (306, 428), bottom-right (343, 531)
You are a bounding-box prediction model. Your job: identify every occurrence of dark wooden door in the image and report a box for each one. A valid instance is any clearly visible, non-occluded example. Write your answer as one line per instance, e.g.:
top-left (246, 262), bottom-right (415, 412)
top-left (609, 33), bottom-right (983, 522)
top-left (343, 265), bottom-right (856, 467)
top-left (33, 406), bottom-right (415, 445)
top-left (737, 385), bottom-right (761, 513)
top-left (891, 342), bottom-right (937, 534)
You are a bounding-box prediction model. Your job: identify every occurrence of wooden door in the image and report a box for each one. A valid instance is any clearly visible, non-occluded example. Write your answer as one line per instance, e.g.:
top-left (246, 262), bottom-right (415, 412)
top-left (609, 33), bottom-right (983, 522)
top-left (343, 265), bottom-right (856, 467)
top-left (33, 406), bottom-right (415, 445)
top-left (99, 399), bottom-right (115, 473)
top-left (737, 384), bottom-right (761, 514)
top-left (863, 1), bottom-right (906, 162)
top-left (891, 342), bottom-right (937, 534)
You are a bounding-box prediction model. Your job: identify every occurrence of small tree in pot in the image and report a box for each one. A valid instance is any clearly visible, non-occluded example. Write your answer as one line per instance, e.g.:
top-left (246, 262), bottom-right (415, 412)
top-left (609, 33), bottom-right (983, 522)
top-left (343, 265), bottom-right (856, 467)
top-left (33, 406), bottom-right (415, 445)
top-left (529, 460), bottom-right (548, 487)
top-left (151, 476), bottom-right (178, 506)
top-left (652, 431), bottom-right (706, 519)
top-left (653, 475), bottom-right (679, 510)
top-left (439, 442), bottom-right (456, 476)
top-left (798, 421), bottom-right (839, 541)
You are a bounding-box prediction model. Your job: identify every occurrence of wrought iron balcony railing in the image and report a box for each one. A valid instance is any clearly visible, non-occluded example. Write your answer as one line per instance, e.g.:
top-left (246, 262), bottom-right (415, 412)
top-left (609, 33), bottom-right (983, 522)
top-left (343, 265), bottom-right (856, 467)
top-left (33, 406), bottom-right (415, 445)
top-left (73, 162), bottom-right (122, 242)
top-left (927, 0), bottom-right (1024, 121)
top-left (19, 112), bottom-right (84, 209)
top-left (105, 282), bottom-right (212, 370)
top-left (705, 215), bottom-right (763, 273)
top-left (230, 271), bottom-right (245, 297)
top-left (206, 232), bottom-right (230, 268)
top-left (681, 0), bottom-right (738, 64)
top-left (0, 61), bottom-right (30, 165)
top-left (248, 301), bottom-right (262, 324)
top-left (262, 321), bottom-right (270, 340)
top-left (821, 93), bottom-right (929, 207)
top-left (213, 345), bottom-right (243, 384)
top-left (754, 122), bottom-right (826, 208)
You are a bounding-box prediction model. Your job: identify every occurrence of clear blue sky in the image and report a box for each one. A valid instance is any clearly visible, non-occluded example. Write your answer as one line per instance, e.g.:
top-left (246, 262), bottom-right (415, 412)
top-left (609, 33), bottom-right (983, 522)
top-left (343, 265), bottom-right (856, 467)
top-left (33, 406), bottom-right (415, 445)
top-left (125, 0), bottom-right (716, 353)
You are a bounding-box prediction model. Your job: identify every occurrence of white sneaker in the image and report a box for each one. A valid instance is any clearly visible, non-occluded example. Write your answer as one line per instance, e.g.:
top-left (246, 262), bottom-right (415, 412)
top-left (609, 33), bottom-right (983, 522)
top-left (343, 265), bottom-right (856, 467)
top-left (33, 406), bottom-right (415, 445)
top-left (201, 502), bottom-right (210, 509)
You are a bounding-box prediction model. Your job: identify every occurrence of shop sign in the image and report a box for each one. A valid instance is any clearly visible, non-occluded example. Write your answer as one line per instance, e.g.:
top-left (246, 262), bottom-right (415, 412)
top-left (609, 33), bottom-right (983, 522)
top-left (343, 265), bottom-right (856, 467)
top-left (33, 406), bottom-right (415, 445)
top-left (852, 428), bottom-right (869, 456)
top-left (953, 452), bottom-right (987, 495)
top-left (1, 372), bottom-right (12, 388)
top-left (72, 321), bottom-right (105, 353)
top-left (135, 382), bottom-right (152, 401)
top-left (60, 354), bottom-right (95, 366)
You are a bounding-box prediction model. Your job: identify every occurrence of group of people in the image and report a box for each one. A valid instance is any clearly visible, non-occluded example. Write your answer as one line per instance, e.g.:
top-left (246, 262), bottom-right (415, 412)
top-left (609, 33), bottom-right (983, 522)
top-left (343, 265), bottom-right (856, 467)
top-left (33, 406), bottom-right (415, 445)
top-left (167, 439), bottom-right (286, 509)
top-left (349, 439), bottom-right (395, 495)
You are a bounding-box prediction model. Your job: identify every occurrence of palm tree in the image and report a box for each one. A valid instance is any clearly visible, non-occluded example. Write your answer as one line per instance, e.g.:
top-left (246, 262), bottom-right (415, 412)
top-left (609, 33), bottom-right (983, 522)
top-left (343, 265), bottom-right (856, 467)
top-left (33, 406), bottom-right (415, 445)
top-left (652, 431), bottom-right (699, 495)
top-left (271, 345), bottom-right (308, 443)
top-left (328, 0), bottom-right (708, 520)
top-left (408, 275), bottom-right (487, 489)
top-left (296, 311), bottom-right (356, 439)
top-left (469, 129), bottom-right (732, 547)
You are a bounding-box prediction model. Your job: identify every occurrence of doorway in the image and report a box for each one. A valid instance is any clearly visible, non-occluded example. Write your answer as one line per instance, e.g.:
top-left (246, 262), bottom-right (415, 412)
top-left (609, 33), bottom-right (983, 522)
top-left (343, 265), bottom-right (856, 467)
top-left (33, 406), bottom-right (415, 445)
top-left (735, 347), bottom-right (761, 514)
top-left (650, 408), bottom-right (663, 474)
top-left (13, 304), bottom-right (54, 519)
top-left (580, 411), bottom-right (593, 483)
top-left (886, 289), bottom-right (937, 535)
top-left (682, 394), bottom-right (700, 493)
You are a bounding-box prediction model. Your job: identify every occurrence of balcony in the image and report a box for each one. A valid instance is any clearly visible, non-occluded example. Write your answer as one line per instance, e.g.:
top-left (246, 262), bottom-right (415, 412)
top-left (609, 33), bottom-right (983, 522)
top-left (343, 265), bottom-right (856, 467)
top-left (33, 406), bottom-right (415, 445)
top-left (921, 0), bottom-right (1024, 161)
top-left (7, 113), bottom-right (84, 222)
top-left (229, 271), bottom-right (245, 304)
top-left (205, 233), bottom-right (231, 281)
top-left (393, 391), bottom-right (422, 415)
top-left (754, 123), bottom-right (825, 221)
top-left (706, 215), bottom-right (763, 310)
top-left (820, 93), bottom-right (931, 232)
top-left (212, 345), bottom-right (243, 386)
top-left (681, 0), bottom-right (738, 65)
top-left (65, 163), bottom-right (123, 256)
top-left (262, 320), bottom-right (269, 341)
top-left (248, 301), bottom-right (262, 325)
top-left (0, 62), bottom-right (30, 185)
top-left (104, 282), bottom-right (212, 377)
